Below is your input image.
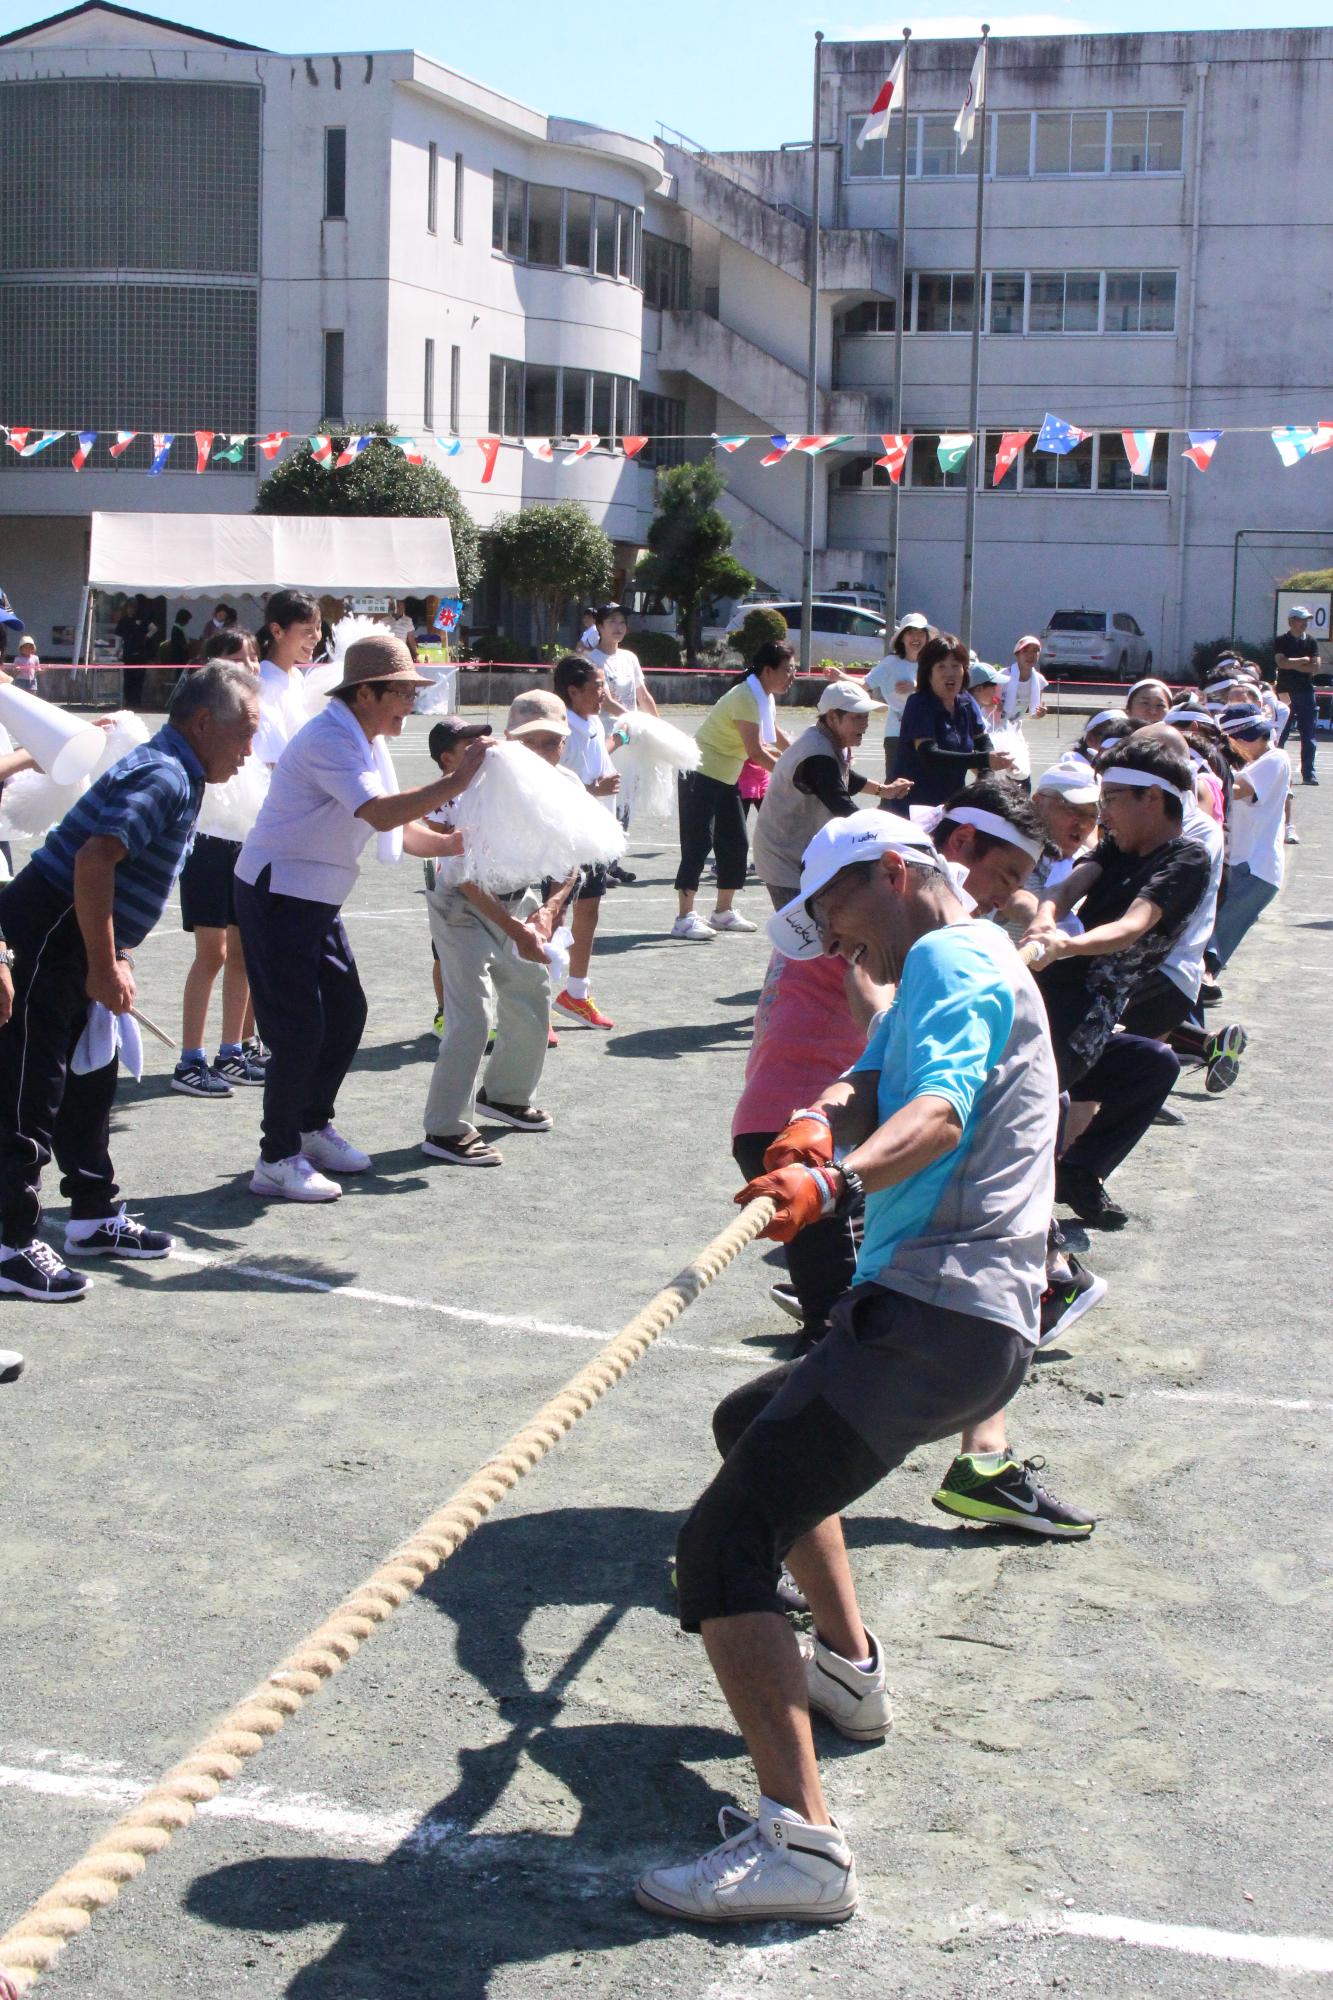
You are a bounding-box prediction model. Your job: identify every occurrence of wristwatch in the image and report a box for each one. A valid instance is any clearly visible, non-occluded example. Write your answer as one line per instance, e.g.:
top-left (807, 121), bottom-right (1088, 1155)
top-left (832, 1165), bottom-right (865, 1216)
top-left (0, 948), bottom-right (14, 969)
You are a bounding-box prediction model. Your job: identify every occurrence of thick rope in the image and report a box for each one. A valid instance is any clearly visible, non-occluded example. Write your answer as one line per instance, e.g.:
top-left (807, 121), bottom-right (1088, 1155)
top-left (0, 1196), bottom-right (775, 1994)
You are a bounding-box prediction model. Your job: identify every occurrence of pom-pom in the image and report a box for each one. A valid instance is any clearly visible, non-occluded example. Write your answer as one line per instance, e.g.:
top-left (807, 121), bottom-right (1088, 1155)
top-left (195, 757), bottom-right (271, 842)
top-left (88, 709), bottom-right (151, 782)
top-left (450, 741), bottom-right (625, 893)
top-left (0, 767), bottom-right (87, 839)
top-left (610, 710), bottom-right (700, 824)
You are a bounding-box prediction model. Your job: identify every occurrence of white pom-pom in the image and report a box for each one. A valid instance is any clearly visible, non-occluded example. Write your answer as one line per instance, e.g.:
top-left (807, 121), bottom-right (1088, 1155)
top-left (610, 710), bottom-right (700, 823)
top-left (298, 661), bottom-right (344, 714)
top-left (0, 768), bottom-right (87, 839)
top-left (195, 757), bottom-right (271, 842)
top-left (88, 710), bottom-right (151, 782)
top-left (328, 615), bottom-right (389, 664)
top-left (450, 741), bottom-right (625, 893)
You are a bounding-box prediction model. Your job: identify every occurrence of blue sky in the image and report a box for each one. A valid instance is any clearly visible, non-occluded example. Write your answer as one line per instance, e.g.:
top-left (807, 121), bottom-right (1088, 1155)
top-left (5, 0), bottom-right (1326, 148)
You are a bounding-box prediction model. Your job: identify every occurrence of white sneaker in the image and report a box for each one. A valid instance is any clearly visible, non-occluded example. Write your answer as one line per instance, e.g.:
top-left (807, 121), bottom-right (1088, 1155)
top-left (636, 1800), bottom-right (857, 1925)
top-left (670, 913), bottom-right (715, 941)
top-left (709, 909), bottom-right (757, 933)
top-left (299, 1123), bottom-right (372, 1173)
top-left (800, 1627), bottom-right (892, 1741)
top-left (249, 1154), bottom-right (342, 1203)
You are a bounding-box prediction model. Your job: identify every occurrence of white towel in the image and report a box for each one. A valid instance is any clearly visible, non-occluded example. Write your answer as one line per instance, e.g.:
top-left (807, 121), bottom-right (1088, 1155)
top-left (71, 1004), bottom-right (143, 1082)
top-left (745, 672), bottom-right (778, 746)
top-left (322, 694), bottom-right (404, 864)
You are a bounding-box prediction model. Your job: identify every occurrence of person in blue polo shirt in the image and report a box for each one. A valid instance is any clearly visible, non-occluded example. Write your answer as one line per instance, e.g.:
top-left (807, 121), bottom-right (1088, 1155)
top-left (0, 661), bottom-right (259, 1303)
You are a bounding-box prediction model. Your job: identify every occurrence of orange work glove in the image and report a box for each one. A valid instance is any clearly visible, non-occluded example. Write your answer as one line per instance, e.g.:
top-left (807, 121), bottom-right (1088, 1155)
top-left (763, 1108), bottom-right (834, 1172)
top-left (735, 1164), bottom-right (842, 1244)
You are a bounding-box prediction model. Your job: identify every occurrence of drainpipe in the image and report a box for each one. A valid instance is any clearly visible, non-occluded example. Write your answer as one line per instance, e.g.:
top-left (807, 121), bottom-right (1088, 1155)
top-left (1171, 62), bottom-right (1208, 668)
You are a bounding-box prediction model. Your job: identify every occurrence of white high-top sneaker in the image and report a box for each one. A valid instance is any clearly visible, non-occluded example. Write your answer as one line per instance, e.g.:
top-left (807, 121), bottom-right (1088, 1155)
top-left (635, 1800), bottom-right (857, 1925)
top-left (800, 1627), bottom-right (892, 1741)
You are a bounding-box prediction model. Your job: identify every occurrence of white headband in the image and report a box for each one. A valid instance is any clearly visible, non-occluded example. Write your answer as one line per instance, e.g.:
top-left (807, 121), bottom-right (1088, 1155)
top-left (940, 805), bottom-right (1045, 865)
top-left (1085, 708), bottom-right (1128, 733)
top-left (1101, 765), bottom-right (1192, 806)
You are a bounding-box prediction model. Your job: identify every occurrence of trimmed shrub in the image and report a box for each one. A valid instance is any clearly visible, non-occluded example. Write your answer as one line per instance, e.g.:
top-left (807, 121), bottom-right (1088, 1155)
top-left (631, 629), bottom-right (683, 669)
top-left (735, 606), bottom-right (789, 661)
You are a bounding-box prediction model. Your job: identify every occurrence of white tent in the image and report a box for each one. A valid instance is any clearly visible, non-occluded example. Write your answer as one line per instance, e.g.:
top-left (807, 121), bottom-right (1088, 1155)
top-left (84, 511), bottom-right (457, 597)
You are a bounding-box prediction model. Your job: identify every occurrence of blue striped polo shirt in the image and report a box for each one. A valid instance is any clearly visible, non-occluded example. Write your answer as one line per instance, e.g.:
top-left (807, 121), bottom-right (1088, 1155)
top-left (30, 725), bottom-right (205, 947)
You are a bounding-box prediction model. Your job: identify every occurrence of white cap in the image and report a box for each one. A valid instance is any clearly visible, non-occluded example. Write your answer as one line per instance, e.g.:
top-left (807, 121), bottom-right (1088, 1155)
top-left (817, 679), bottom-right (886, 717)
top-left (1289, 605), bottom-right (1313, 620)
top-left (767, 810), bottom-right (947, 960)
top-left (1035, 759), bottom-right (1100, 805)
top-left (1014, 634), bottom-right (1043, 653)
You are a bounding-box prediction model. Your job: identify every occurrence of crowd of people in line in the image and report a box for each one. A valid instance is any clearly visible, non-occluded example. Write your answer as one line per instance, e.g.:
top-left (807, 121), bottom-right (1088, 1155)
top-left (0, 587), bottom-right (1315, 1924)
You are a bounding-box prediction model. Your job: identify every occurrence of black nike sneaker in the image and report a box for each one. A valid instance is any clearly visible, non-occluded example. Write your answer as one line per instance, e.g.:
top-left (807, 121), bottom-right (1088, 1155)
top-left (932, 1453), bottom-right (1096, 1538)
top-left (1038, 1254), bottom-right (1108, 1349)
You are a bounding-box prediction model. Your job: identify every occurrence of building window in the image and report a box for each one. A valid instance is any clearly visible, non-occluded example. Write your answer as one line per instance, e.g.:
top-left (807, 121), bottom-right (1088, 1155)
top-left (643, 232), bottom-right (690, 310)
top-left (423, 337), bottom-right (435, 430)
top-left (847, 106), bottom-right (1184, 181)
top-left (323, 127), bottom-right (346, 219)
top-left (427, 141), bottom-right (438, 234)
top-left (489, 354), bottom-right (522, 436)
top-left (835, 299), bottom-right (896, 335)
top-left (486, 356), bottom-right (639, 443)
top-left (835, 431), bottom-right (1168, 496)
top-left (1096, 430), bottom-right (1169, 491)
top-left (449, 344), bottom-right (460, 433)
top-left (565, 191), bottom-right (593, 270)
top-left (866, 267), bottom-right (1176, 336)
top-left (526, 183), bottom-right (563, 268)
top-left (453, 152), bottom-right (465, 240)
top-left (640, 393), bottom-right (685, 467)
top-left (594, 197), bottom-right (617, 276)
top-left (524, 361), bottom-right (559, 435)
top-left (987, 271), bottom-right (1026, 335)
top-left (490, 175), bottom-right (644, 283)
top-left (322, 329), bottom-right (345, 422)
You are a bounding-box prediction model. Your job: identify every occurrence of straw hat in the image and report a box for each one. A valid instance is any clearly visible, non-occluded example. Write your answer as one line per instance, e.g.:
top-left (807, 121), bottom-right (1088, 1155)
top-left (329, 633), bottom-right (432, 694)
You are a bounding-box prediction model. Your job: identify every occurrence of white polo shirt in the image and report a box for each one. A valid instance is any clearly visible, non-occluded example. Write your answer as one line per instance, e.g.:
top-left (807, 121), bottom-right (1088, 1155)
top-left (587, 645), bottom-right (647, 712)
top-left (237, 701), bottom-right (388, 906)
top-left (560, 708), bottom-right (615, 792)
top-left (252, 660), bottom-right (312, 767)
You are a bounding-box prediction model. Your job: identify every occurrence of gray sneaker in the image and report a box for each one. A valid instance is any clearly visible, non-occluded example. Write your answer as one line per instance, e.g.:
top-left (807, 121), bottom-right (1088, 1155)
top-left (799, 1626), bottom-right (892, 1740)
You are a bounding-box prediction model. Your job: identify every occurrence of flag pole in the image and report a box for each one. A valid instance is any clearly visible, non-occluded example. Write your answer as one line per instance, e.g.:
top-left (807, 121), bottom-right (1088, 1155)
top-left (885, 27), bottom-right (911, 629)
top-left (958, 23), bottom-right (990, 650)
top-left (799, 29), bottom-right (825, 676)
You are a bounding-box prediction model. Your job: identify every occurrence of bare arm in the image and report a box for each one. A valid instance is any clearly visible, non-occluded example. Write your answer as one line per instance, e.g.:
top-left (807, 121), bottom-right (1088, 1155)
top-left (402, 822), bottom-right (464, 859)
top-left (459, 881), bottom-right (546, 962)
top-left (73, 836), bottom-right (136, 1012)
top-left (812, 1067), bottom-right (880, 1154)
top-left (354, 739), bottom-right (486, 832)
top-left (0, 748), bottom-right (38, 782)
top-left (735, 717), bottom-right (779, 772)
top-left (1029, 856), bottom-right (1103, 928)
top-left (842, 1093), bottom-right (964, 1196)
top-left (1029, 894), bottom-right (1162, 966)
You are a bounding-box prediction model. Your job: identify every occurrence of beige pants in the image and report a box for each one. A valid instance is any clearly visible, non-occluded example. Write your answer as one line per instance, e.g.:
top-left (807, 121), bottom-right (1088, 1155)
top-left (423, 885), bottom-right (551, 1138)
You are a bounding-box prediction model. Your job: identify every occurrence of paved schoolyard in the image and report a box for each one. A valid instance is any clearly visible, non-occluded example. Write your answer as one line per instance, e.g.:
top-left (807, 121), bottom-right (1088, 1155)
top-left (1, 710), bottom-right (1330, 1998)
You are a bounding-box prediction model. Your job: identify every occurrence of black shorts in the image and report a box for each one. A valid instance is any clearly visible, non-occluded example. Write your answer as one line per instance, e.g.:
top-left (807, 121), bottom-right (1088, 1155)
top-left (674, 1282), bottom-right (1031, 1632)
top-left (576, 864), bottom-right (607, 903)
top-left (179, 833), bottom-right (242, 932)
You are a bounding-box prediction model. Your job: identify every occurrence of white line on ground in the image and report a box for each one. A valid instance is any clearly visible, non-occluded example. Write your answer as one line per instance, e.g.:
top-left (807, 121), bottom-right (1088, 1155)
top-left (1149, 1389), bottom-right (1333, 1414)
top-left (1049, 1910), bottom-right (1333, 1975)
top-left (167, 1248), bottom-right (753, 1364)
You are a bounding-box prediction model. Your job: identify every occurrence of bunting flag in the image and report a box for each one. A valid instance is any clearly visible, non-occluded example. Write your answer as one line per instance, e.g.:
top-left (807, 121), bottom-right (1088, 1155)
top-left (621, 435), bottom-right (649, 458)
top-left (523, 438), bottom-right (555, 461)
top-left (256, 431), bottom-right (289, 460)
top-left (5, 428), bottom-right (31, 453)
top-left (1121, 429), bottom-right (1157, 477)
top-left (875, 433), bottom-right (912, 484)
top-left (212, 434), bottom-right (249, 464)
top-left (859, 47), bottom-right (906, 147)
top-left (109, 431), bottom-right (137, 457)
top-left (1271, 423), bottom-right (1333, 468)
top-left (193, 430), bottom-right (215, 473)
top-left (712, 434), bottom-right (750, 453)
top-left (792, 435), bottom-right (847, 455)
top-left (478, 435), bottom-right (502, 484)
top-left (15, 430), bottom-right (65, 458)
top-left (335, 434), bottom-right (372, 469)
top-left (148, 433), bottom-right (174, 474)
top-left (761, 435), bottom-right (792, 466)
top-left (1182, 430), bottom-right (1221, 472)
top-left (434, 435), bottom-right (462, 457)
top-left (394, 437), bottom-right (425, 465)
top-left (564, 435), bottom-right (599, 460)
top-left (936, 433), bottom-right (974, 474)
top-left (310, 435), bottom-right (334, 468)
top-left (71, 430), bottom-right (98, 471)
top-left (992, 430), bottom-right (1032, 484)
top-left (1035, 413), bottom-right (1090, 455)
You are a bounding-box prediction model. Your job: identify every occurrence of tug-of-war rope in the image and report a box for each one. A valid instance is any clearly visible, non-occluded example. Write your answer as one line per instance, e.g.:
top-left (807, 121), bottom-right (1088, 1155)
top-left (0, 1194), bottom-right (775, 1995)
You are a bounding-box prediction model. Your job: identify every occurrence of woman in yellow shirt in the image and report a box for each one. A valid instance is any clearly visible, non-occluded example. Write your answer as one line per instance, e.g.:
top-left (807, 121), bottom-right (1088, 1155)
top-left (672, 641), bottom-right (795, 940)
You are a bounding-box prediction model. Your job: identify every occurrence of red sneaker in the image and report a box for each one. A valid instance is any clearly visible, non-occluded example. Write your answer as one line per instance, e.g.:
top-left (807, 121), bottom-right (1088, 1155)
top-left (555, 990), bottom-right (614, 1029)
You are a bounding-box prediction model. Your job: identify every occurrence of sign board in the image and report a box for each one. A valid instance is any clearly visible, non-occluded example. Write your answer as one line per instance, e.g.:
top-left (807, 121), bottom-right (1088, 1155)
top-left (346, 594), bottom-right (392, 615)
top-left (1275, 590), bottom-right (1331, 650)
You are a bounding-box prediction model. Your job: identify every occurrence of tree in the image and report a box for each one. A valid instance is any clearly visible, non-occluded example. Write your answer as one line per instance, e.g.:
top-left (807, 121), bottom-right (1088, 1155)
top-left (255, 422), bottom-right (483, 601)
top-left (635, 460), bottom-right (754, 665)
top-left (482, 501), bottom-right (614, 648)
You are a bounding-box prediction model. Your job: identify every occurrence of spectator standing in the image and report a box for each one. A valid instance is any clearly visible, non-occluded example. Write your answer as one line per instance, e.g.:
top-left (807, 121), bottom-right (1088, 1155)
top-left (162, 611), bottom-right (193, 667)
top-left (586, 603), bottom-right (656, 879)
top-left (1274, 605), bottom-right (1320, 786)
top-left (114, 593), bottom-right (162, 709)
top-left (10, 637), bottom-right (40, 694)
top-left (671, 641), bottom-right (794, 940)
top-left (863, 612), bottom-right (930, 782)
top-left (553, 655), bottom-right (619, 1028)
top-left (255, 590), bottom-right (321, 767)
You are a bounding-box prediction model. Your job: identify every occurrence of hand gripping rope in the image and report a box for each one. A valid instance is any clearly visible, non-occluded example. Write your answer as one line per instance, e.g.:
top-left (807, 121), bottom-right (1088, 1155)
top-left (0, 1196), bottom-right (775, 1996)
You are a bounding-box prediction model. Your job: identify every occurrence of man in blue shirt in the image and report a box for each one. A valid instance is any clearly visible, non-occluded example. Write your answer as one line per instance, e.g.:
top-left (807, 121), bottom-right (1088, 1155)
top-left (0, 661), bottom-right (258, 1302)
top-left (637, 812), bottom-right (1057, 1929)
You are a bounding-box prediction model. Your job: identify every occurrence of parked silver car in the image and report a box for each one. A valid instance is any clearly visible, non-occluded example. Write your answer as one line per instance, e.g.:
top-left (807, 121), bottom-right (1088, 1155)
top-left (1040, 609), bottom-right (1153, 681)
top-left (727, 600), bottom-right (889, 665)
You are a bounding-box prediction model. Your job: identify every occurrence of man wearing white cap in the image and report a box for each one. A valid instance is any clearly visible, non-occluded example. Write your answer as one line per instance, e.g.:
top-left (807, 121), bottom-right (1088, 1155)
top-left (750, 680), bottom-right (911, 906)
top-left (1002, 635), bottom-right (1048, 726)
top-left (1274, 605), bottom-right (1320, 785)
top-left (638, 811), bottom-right (1057, 1927)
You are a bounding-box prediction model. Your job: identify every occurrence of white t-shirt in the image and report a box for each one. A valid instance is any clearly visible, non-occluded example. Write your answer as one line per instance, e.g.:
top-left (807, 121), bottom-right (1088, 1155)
top-left (560, 708), bottom-right (615, 801)
top-left (1162, 798), bottom-right (1225, 999)
top-left (579, 625), bottom-right (600, 651)
top-left (1229, 745), bottom-right (1290, 888)
top-left (864, 656), bottom-right (916, 736)
top-left (588, 645), bottom-right (646, 712)
top-left (237, 702), bottom-right (388, 906)
top-left (253, 660), bottom-right (312, 767)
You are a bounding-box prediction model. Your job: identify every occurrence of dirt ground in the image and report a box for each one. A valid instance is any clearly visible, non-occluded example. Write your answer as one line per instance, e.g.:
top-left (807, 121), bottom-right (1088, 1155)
top-left (1, 708), bottom-right (1329, 1999)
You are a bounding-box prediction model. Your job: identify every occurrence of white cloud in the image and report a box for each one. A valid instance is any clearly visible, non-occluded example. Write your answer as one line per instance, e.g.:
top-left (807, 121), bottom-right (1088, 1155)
top-left (829, 13), bottom-right (1097, 37)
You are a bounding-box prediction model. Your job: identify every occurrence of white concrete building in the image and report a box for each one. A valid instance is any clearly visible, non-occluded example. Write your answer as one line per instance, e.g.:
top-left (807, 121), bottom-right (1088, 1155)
top-left (0, 5), bottom-right (1329, 665)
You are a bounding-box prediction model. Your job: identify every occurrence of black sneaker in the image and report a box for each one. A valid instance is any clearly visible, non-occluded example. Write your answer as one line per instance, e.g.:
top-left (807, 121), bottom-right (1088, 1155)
top-left (769, 1281), bottom-right (805, 1323)
top-left (171, 1058), bottom-right (232, 1099)
top-left (932, 1454), bottom-right (1096, 1538)
top-left (0, 1240), bottom-right (89, 1302)
top-left (242, 1036), bottom-right (270, 1066)
top-left (1205, 1023), bottom-right (1247, 1094)
top-left (1055, 1163), bottom-right (1128, 1230)
top-left (212, 1049), bottom-right (267, 1087)
top-left (608, 861), bottom-right (637, 885)
top-left (1152, 1103), bottom-right (1185, 1126)
top-left (1198, 980), bottom-right (1223, 1008)
top-left (64, 1209), bottom-right (173, 1260)
top-left (1038, 1254), bottom-right (1108, 1349)
top-left (1, 1348), bottom-right (26, 1382)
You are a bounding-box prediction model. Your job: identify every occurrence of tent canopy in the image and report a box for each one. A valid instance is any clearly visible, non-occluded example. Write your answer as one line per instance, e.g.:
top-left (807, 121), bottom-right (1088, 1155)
top-left (86, 513), bottom-right (457, 594)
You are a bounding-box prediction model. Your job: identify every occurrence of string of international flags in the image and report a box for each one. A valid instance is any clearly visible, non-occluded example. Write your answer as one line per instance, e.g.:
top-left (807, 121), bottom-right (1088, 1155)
top-left (2, 415), bottom-right (1331, 480)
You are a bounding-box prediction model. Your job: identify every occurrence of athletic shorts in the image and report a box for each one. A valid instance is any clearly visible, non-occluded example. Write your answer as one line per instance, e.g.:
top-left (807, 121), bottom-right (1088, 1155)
top-left (576, 864), bottom-right (607, 903)
top-left (674, 1282), bottom-right (1031, 1632)
top-left (179, 833), bottom-right (241, 932)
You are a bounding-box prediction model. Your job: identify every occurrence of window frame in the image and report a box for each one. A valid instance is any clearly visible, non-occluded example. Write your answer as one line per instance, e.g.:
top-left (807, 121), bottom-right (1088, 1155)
top-left (322, 328), bottom-right (345, 424)
top-left (844, 106), bottom-right (1186, 182)
top-left (427, 141), bottom-right (438, 236)
top-left (423, 337), bottom-right (435, 431)
top-left (448, 343), bottom-right (461, 434)
top-left (323, 126), bottom-right (347, 221)
top-left (453, 151), bottom-right (465, 242)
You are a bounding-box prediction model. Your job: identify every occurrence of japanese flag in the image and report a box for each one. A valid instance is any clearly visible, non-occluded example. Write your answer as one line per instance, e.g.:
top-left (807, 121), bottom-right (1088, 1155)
top-left (859, 48), bottom-right (906, 148)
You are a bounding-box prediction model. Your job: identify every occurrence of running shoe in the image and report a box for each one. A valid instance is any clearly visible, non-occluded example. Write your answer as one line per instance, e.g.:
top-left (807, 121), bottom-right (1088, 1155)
top-left (1152, 1103), bottom-right (1185, 1126)
top-left (670, 913), bottom-right (715, 942)
top-left (1198, 980), bottom-right (1223, 1008)
top-left (608, 861), bottom-right (637, 885)
top-left (249, 1154), bottom-right (342, 1202)
top-left (422, 1128), bottom-right (503, 1167)
top-left (243, 1036), bottom-right (270, 1066)
top-left (932, 1454), bottom-right (1096, 1538)
top-left (1205, 1023), bottom-right (1247, 1094)
top-left (1054, 1163), bottom-right (1128, 1230)
top-left (300, 1123), bottom-right (372, 1173)
top-left (64, 1208), bottom-right (173, 1260)
top-left (1, 1348), bottom-right (24, 1383)
top-left (0, 1241), bottom-right (88, 1303)
top-left (769, 1281), bottom-right (804, 1323)
top-left (171, 1058), bottom-right (232, 1099)
top-left (799, 1627), bottom-right (892, 1740)
top-left (211, 1049), bottom-right (266, 1087)
top-left (432, 1009), bottom-right (445, 1038)
top-left (635, 1803), bottom-right (857, 1925)
top-left (1037, 1254), bottom-right (1108, 1349)
top-left (555, 991), bottom-right (614, 1028)
top-left (709, 909), bottom-right (757, 934)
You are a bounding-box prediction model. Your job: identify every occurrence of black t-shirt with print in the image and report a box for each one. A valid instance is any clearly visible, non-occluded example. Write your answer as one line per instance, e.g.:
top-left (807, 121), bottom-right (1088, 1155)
top-left (1036, 833), bottom-right (1211, 1083)
top-left (1274, 629), bottom-right (1321, 693)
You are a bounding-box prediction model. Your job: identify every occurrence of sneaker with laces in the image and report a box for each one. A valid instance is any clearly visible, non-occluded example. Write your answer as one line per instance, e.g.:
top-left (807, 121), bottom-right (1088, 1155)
top-left (932, 1453), bottom-right (1095, 1538)
top-left (171, 1058), bottom-right (232, 1099)
top-left (799, 1627), bottom-right (892, 1740)
top-left (1, 1348), bottom-right (23, 1383)
top-left (1054, 1163), bottom-right (1128, 1230)
top-left (670, 913), bottom-right (715, 942)
top-left (422, 1128), bottom-right (503, 1166)
top-left (770, 1281), bottom-right (804, 1323)
top-left (554, 990), bottom-right (614, 1028)
top-left (243, 1035), bottom-right (270, 1066)
top-left (300, 1123), bottom-right (372, 1173)
top-left (709, 909), bottom-right (757, 934)
top-left (1037, 1253), bottom-right (1108, 1349)
top-left (1205, 1022), bottom-right (1247, 1094)
top-left (608, 861), bottom-right (637, 884)
top-left (432, 1010), bottom-right (445, 1038)
top-left (635, 1801), bottom-right (857, 1926)
top-left (0, 1240), bottom-right (89, 1302)
top-left (476, 1092), bottom-right (552, 1131)
top-left (249, 1154), bottom-right (342, 1202)
top-left (65, 1208), bottom-right (173, 1260)
top-left (211, 1049), bottom-right (266, 1087)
